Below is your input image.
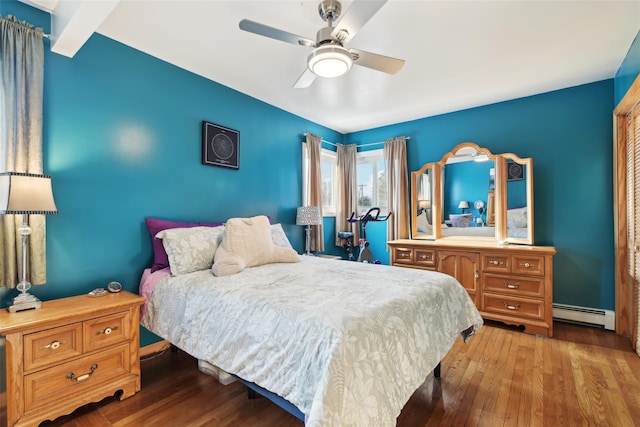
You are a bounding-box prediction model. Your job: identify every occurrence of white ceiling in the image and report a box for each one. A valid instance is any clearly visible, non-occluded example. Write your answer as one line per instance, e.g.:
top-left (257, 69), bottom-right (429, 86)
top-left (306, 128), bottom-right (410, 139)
top-left (20, 0), bottom-right (640, 134)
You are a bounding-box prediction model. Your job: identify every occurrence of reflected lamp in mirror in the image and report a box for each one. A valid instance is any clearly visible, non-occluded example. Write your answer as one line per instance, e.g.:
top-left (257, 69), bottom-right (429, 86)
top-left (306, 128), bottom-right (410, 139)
top-left (417, 200), bottom-right (431, 214)
top-left (0, 172), bottom-right (58, 312)
top-left (296, 206), bottom-right (322, 256)
top-left (458, 200), bottom-right (469, 213)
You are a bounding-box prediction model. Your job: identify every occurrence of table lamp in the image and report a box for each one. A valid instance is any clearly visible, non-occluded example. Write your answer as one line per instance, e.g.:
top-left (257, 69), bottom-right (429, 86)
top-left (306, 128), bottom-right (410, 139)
top-left (458, 200), bottom-right (469, 213)
top-left (296, 206), bottom-right (322, 255)
top-left (0, 172), bottom-right (58, 312)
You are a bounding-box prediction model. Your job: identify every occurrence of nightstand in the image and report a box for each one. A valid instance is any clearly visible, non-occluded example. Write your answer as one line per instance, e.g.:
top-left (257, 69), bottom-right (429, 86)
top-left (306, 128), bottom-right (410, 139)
top-left (0, 291), bottom-right (145, 427)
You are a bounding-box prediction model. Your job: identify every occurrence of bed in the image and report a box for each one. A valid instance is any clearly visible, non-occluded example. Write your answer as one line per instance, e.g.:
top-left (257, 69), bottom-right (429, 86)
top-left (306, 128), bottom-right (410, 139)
top-left (140, 216), bottom-right (483, 426)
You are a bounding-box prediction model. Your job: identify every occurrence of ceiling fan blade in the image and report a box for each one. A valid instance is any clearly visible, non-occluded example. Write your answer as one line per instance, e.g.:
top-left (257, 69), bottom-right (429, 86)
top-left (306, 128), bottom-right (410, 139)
top-left (349, 48), bottom-right (405, 74)
top-left (293, 68), bottom-right (317, 89)
top-left (239, 19), bottom-right (315, 47)
top-left (331, 0), bottom-right (387, 44)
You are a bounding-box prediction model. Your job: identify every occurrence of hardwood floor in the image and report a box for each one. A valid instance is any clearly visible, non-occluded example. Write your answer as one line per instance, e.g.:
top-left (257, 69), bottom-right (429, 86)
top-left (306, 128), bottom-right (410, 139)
top-left (39, 321), bottom-right (640, 427)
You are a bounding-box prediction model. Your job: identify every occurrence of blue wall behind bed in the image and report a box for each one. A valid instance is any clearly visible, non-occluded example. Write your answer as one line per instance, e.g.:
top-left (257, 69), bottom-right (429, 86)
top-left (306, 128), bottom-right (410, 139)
top-left (0, 1), bottom-right (341, 345)
top-left (346, 80), bottom-right (616, 313)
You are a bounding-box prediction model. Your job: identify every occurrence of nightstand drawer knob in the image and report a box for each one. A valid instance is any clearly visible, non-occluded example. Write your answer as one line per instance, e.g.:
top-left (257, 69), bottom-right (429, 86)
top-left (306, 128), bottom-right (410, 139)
top-left (503, 280), bottom-right (521, 289)
top-left (503, 302), bottom-right (521, 310)
top-left (67, 363), bottom-right (98, 382)
top-left (96, 326), bottom-right (118, 335)
top-left (41, 340), bottom-right (66, 350)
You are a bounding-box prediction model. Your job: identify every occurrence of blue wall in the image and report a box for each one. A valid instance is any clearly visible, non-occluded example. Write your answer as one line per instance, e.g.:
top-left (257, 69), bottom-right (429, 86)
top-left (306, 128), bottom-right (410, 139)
top-left (346, 80), bottom-right (615, 311)
top-left (615, 30), bottom-right (640, 105)
top-left (0, 2), bottom-right (342, 344)
top-left (1, 1), bottom-right (635, 331)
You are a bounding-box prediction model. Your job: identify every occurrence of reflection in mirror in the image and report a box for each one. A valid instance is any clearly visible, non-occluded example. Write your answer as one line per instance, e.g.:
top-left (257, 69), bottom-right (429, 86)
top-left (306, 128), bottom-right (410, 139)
top-left (440, 144), bottom-right (498, 240)
top-left (503, 154), bottom-right (534, 244)
top-left (412, 164), bottom-right (437, 239)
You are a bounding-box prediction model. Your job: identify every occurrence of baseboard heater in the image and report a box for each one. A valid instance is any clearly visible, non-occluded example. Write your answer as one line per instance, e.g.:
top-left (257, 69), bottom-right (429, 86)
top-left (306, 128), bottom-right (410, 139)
top-left (552, 303), bottom-right (615, 331)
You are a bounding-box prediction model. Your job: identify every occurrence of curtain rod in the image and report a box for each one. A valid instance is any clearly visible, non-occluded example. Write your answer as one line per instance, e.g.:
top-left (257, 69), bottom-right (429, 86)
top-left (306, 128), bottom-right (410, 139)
top-left (303, 134), bottom-right (410, 148)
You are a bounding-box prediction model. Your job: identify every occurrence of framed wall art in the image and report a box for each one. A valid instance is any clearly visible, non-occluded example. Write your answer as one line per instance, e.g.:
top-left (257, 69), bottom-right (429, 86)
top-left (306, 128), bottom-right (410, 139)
top-left (202, 121), bottom-right (239, 169)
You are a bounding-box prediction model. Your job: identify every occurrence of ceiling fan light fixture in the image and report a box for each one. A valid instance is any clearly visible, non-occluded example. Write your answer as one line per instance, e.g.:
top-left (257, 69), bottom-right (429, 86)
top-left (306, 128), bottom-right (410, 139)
top-left (307, 45), bottom-right (353, 78)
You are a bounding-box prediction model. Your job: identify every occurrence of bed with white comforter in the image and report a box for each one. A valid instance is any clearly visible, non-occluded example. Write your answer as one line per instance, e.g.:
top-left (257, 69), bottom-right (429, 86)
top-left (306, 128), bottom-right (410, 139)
top-left (141, 255), bottom-right (483, 427)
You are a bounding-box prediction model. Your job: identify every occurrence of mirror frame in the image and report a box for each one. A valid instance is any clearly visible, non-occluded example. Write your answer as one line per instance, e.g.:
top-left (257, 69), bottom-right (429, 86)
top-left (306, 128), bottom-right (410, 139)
top-left (411, 142), bottom-right (534, 245)
top-left (499, 153), bottom-right (534, 245)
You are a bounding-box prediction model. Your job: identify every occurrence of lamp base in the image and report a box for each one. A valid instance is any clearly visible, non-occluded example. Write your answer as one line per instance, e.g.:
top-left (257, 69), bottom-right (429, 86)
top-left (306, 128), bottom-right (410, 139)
top-left (9, 292), bottom-right (42, 313)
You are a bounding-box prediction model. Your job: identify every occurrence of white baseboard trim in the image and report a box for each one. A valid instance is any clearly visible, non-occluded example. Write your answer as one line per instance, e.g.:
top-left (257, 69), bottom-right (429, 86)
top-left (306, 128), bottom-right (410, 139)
top-left (553, 303), bottom-right (615, 331)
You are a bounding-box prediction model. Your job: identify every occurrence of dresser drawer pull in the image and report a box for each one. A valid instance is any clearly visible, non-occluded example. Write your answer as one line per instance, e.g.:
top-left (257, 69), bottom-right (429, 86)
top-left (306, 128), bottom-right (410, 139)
top-left (502, 302), bottom-right (521, 310)
top-left (419, 254), bottom-right (430, 260)
top-left (503, 280), bottom-right (521, 289)
top-left (489, 260), bottom-right (504, 265)
top-left (521, 262), bottom-right (531, 268)
top-left (96, 326), bottom-right (119, 335)
top-left (40, 340), bottom-right (66, 350)
top-left (66, 363), bottom-right (98, 382)
top-left (399, 252), bottom-right (410, 258)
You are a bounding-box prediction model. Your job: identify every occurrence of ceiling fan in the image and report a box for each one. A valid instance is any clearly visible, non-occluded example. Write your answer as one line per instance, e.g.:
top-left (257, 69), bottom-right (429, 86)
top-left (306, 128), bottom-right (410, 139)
top-left (239, 0), bottom-right (405, 88)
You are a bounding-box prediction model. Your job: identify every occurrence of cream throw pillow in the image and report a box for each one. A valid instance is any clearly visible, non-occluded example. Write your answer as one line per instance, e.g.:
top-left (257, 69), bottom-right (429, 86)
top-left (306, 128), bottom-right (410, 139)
top-left (212, 216), bottom-right (299, 276)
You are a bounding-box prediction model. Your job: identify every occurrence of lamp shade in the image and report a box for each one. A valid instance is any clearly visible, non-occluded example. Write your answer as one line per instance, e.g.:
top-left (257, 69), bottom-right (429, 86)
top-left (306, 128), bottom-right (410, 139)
top-left (0, 172), bottom-right (58, 214)
top-left (457, 200), bottom-right (469, 210)
top-left (418, 200), bottom-right (431, 210)
top-left (296, 206), bottom-right (322, 226)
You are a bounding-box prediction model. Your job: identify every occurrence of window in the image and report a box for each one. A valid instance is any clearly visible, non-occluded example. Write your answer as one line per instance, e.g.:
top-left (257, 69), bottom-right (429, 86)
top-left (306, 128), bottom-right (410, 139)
top-left (356, 149), bottom-right (388, 215)
top-left (302, 144), bottom-right (337, 216)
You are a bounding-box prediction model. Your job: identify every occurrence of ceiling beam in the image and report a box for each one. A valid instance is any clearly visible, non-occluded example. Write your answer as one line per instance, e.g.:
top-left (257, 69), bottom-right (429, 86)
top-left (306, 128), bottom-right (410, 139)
top-left (49, 0), bottom-right (119, 58)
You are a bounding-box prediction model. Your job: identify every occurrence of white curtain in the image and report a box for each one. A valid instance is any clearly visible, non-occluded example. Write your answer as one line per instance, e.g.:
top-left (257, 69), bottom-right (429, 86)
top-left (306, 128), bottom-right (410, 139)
top-left (304, 134), bottom-right (324, 252)
top-left (0, 15), bottom-right (46, 288)
top-left (384, 136), bottom-right (410, 241)
top-left (335, 143), bottom-right (359, 246)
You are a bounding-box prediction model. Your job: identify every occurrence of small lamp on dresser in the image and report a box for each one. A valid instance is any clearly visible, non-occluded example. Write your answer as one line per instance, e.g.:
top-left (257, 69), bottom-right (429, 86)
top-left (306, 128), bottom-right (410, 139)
top-left (0, 172), bottom-right (58, 312)
top-left (296, 205), bottom-right (322, 255)
top-left (458, 200), bottom-right (469, 213)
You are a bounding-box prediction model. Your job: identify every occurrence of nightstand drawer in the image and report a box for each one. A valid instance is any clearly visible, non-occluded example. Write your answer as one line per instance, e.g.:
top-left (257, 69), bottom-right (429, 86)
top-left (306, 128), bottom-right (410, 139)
top-left (483, 274), bottom-right (545, 298)
top-left (24, 323), bottom-right (83, 372)
top-left (481, 293), bottom-right (545, 321)
top-left (84, 311), bottom-right (131, 353)
top-left (24, 343), bottom-right (131, 412)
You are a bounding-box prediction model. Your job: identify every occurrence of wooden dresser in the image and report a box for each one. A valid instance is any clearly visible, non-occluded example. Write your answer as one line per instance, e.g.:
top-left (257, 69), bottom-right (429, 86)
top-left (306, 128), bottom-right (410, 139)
top-left (0, 291), bottom-right (145, 427)
top-left (388, 239), bottom-right (556, 337)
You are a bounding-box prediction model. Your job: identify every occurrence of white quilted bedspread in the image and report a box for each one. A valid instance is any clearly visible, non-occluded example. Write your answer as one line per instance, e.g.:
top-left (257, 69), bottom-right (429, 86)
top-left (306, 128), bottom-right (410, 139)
top-left (142, 256), bottom-right (482, 426)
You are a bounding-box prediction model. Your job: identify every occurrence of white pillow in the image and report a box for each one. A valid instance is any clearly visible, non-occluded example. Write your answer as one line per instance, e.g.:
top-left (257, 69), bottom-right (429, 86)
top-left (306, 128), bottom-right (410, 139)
top-left (507, 207), bottom-right (528, 229)
top-left (156, 225), bottom-right (225, 275)
top-left (212, 216), bottom-right (299, 277)
top-left (271, 223), bottom-right (293, 249)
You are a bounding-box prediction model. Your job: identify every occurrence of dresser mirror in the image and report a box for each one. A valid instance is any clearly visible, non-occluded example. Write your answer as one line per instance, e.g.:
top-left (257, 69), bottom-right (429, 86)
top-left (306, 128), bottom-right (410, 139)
top-left (411, 142), bottom-right (534, 245)
top-left (501, 153), bottom-right (534, 244)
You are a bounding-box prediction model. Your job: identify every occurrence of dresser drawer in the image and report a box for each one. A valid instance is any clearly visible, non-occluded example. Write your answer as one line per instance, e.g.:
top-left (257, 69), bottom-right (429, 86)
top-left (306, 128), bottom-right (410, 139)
top-left (24, 323), bottom-right (83, 372)
top-left (24, 343), bottom-right (131, 412)
top-left (481, 253), bottom-right (511, 273)
top-left (392, 247), bottom-right (414, 265)
top-left (84, 311), bottom-right (131, 353)
top-left (483, 274), bottom-right (545, 298)
top-left (481, 293), bottom-right (545, 321)
top-left (414, 248), bottom-right (436, 268)
top-left (512, 254), bottom-right (545, 276)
